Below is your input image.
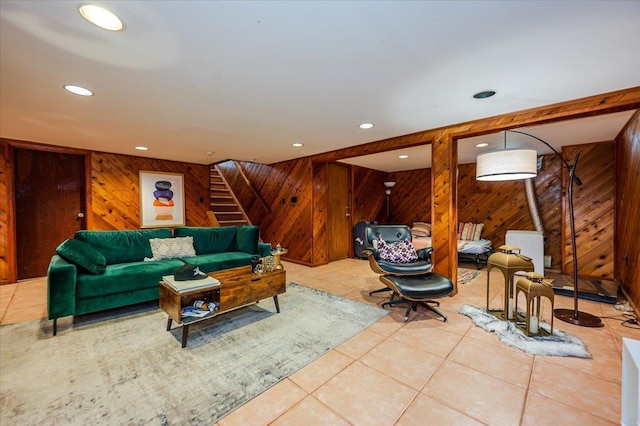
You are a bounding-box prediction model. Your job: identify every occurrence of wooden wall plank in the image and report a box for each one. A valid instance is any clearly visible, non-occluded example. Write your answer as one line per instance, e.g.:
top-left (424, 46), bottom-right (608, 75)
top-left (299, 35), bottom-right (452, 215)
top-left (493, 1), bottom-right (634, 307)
top-left (351, 165), bottom-right (387, 225)
top-left (616, 112), bottom-right (640, 310)
top-left (562, 142), bottom-right (615, 279)
top-left (0, 140), bottom-right (12, 283)
top-left (312, 162), bottom-right (328, 265)
top-left (431, 133), bottom-right (458, 292)
top-left (387, 168), bottom-right (432, 226)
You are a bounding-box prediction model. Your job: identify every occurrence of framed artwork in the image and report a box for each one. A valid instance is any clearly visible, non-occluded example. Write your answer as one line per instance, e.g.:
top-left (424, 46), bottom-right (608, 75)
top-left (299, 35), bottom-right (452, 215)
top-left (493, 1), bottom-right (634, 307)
top-left (139, 171), bottom-right (185, 228)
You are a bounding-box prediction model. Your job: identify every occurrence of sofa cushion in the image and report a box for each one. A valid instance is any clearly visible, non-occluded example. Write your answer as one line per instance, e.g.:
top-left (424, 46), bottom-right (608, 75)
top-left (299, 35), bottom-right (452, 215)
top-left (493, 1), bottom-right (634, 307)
top-left (147, 236), bottom-right (196, 260)
top-left (75, 258), bottom-right (185, 299)
top-left (179, 252), bottom-right (255, 274)
top-left (56, 239), bottom-right (106, 275)
top-left (74, 228), bottom-right (173, 265)
top-left (174, 226), bottom-right (237, 255)
top-left (236, 225), bottom-right (259, 254)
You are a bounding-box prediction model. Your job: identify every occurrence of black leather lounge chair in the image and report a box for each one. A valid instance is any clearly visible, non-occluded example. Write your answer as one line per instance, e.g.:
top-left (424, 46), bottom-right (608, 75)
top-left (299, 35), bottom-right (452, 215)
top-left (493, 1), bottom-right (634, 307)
top-left (363, 224), bottom-right (454, 322)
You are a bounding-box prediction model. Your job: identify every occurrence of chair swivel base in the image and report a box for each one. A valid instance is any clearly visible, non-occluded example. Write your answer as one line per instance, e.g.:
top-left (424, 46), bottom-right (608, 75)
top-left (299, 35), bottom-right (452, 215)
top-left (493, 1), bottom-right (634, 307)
top-left (369, 287), bottom-right (392, 296)
top-left (382, 298), bottom-right (447, 322)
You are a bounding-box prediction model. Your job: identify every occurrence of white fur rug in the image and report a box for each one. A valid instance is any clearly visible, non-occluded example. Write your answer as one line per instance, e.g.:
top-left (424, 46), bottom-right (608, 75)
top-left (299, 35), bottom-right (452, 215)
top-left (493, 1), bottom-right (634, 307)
top-left (458, 305), bottom-right (591, 358)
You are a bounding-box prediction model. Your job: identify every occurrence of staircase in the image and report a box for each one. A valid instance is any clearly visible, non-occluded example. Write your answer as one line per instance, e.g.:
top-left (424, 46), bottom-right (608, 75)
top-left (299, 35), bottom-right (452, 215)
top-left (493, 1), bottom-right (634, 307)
top-left (209, 166), bottom-right (250, 227)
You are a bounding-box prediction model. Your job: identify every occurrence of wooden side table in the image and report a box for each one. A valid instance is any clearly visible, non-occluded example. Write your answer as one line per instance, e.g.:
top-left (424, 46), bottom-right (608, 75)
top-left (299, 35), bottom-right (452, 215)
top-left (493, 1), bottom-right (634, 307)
top-left (271, 248), bottom-right (288, 270)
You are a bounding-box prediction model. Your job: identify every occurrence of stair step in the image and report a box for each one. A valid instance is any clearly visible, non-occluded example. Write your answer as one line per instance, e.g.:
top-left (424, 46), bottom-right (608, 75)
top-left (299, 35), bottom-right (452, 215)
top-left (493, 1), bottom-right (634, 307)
top-left (218, 220), bottom-right (248, 226)
top-left (215, 213), bottom-right (243, 220)
top-left (211, 205), bottom-right (240, 213)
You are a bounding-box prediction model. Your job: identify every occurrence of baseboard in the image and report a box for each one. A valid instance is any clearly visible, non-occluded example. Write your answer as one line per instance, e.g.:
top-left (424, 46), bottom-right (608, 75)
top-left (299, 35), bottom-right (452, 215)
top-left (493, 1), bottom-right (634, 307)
top-left (551, 275), bottom-right (618, 304)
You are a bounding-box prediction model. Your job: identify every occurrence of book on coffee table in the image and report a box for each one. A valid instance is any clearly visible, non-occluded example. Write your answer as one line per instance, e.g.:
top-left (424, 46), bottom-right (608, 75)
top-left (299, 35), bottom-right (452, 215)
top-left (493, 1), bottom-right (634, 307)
top-left (162, 275), bottom-right (220, 293)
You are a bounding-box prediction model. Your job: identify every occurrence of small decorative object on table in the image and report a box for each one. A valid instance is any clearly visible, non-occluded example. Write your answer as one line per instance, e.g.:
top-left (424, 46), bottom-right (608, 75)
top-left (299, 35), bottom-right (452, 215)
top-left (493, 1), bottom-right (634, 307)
top-left (262, 256), bottom-right (276, 272)
top-left (270, 244), bottom-right (288, 270)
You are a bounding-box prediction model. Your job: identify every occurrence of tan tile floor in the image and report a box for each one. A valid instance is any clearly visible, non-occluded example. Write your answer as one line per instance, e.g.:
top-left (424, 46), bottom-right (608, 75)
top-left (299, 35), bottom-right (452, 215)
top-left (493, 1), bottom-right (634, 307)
top-left (1, 260), bottom-right (638, 425)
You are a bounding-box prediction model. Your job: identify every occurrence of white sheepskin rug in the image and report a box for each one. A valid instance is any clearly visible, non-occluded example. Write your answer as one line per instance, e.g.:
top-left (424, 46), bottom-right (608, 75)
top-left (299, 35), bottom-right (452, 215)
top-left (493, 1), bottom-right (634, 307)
top-left (458, 304), bottom-right (591, 358)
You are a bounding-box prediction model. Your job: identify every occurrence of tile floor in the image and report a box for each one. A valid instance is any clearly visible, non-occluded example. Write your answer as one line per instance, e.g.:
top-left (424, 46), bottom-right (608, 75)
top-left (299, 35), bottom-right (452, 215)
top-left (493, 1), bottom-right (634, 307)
top-left (1, 259), bottom-right (637, 425)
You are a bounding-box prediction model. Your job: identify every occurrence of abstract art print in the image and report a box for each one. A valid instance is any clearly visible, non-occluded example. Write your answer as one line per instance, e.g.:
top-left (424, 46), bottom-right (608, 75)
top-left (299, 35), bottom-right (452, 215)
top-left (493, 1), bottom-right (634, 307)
top-left (139, 171), bottom-right (185, 228)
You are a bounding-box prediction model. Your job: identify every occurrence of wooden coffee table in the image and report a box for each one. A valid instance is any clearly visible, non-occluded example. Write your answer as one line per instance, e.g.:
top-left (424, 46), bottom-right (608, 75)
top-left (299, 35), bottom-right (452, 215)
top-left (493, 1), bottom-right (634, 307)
top-left (159, 265), bottom-right (286, 347)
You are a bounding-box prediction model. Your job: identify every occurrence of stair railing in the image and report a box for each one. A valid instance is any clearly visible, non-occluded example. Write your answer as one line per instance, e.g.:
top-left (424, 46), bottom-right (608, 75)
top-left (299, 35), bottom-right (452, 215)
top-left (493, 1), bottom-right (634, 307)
top-left (231, 160), bottom-right (270, 213)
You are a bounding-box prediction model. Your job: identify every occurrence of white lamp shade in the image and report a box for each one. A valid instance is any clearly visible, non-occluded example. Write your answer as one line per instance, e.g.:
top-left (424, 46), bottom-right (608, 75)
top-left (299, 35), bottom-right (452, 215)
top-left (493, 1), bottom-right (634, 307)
top-left (476, 149), bottom-right (538, 181)
top-left (384, 181), bottom-right (396, 188)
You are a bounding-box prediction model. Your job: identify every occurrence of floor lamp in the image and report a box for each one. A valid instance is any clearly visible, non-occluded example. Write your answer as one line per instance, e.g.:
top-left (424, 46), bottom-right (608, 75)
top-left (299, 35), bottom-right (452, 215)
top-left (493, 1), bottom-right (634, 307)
top-left (476, 130), bottom-right (603, 328)
top-left (384, 181), bottom-right (395, 223)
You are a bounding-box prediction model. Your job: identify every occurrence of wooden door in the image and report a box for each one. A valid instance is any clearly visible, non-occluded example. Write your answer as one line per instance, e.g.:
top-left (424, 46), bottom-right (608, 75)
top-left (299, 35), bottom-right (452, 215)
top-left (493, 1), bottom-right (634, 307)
top-left (327, 163), bottom-right (351, 261)
top-left (14, 149), bottom-right (86, 279)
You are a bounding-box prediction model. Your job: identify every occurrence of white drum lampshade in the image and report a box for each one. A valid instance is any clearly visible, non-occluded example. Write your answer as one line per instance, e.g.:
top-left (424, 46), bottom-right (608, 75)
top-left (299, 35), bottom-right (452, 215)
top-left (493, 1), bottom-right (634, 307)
top-left (476, 149), bottom-right (538, 181)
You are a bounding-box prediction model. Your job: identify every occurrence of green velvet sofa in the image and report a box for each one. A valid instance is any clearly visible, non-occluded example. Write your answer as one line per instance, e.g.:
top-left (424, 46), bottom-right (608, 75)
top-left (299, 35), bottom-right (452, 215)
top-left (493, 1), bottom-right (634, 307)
top-left (47, 225), bottom-right (271, 335)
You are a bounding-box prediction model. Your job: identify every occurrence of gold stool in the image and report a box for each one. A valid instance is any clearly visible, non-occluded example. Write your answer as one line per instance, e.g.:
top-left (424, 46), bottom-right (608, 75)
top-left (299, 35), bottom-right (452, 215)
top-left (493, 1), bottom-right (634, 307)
top-left (486, 245), bottom-right (535, 321)
top-left (515, 272), bottom-right (554, 336)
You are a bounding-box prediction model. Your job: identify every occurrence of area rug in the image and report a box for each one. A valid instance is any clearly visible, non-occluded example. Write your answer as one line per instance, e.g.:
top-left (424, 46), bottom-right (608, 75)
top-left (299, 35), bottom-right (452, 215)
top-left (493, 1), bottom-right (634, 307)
top-left (458, 304), bottom-right (591, 358)
top-left (458, 268), bottom-right (481, 285)
top-left (0, 283), bottom-right (388, 425)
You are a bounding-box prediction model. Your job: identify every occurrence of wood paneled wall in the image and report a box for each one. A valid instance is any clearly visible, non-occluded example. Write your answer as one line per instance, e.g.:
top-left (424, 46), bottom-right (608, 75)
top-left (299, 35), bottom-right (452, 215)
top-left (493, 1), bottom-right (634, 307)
top-left (217, 159), bottom-right (316, 265)
top-left (91, 153), bottom-right (210, 230)
top-left (616, 112), bottom-right (640, 311)
top-left (219, 161), bottom-right (389, 266)
top-left (387, 169), bottom-right (432, 226)
top-left (222, 141), bottom-right (617, 279)
top-left (0, 143), bottom-right (211, 283)
top-left (563, 143), bottom-right (615, 279)
top-left (351, 165), bottom-right (387, 224)
top-left (0, 140), bottom-right (11, 283)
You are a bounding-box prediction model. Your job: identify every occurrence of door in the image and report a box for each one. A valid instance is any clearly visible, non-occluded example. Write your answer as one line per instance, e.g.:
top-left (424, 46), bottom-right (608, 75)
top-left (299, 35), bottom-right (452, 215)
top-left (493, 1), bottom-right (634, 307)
top-left (14, 148), bottom-right (86, 279)
top-left (327, 163), bottom-right (351, 261)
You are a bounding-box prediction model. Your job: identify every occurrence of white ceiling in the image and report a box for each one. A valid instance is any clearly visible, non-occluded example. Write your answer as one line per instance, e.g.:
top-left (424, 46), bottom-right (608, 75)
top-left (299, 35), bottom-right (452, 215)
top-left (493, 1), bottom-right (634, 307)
top-left (1, 1), bottom-right (639, 169)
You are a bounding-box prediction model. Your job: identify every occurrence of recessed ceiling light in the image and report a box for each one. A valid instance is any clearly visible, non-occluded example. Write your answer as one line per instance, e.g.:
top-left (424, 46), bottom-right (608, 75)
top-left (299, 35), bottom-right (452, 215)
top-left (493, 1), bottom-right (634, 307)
top-left (473, 90), bottom-right (496, 99)
top-left (398, 155), bottom-right (409, 159)
top-left (292, 142), bottom-right (304, 147)
top-left (135, 146), bottom-right (148, 151)
top-left (475, 143), bottom-right (489, 148)
top-left (79, 5), bottom-right (124, 31)
top-left (358, 123), bottom-right (374, 129)
top-left (64, 85), bottom-right (94, 96)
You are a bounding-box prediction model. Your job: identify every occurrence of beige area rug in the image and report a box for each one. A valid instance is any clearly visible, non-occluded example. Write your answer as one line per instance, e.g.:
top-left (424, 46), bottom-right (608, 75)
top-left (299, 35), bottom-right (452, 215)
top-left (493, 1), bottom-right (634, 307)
top-left (458, 268), bottom-right (481, 285)
top-left (0, 283), bottom-right (388, 425)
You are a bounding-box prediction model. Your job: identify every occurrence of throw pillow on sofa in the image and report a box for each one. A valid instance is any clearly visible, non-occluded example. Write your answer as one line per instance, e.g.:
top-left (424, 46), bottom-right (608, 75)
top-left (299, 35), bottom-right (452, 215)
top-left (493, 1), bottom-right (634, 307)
top-left (56, 239), bottom-right (107, 275)
top-left (459, 222), bottom-right (484, 241)
top-left (377, 238), bottom-right (419, 263)
top-left (146, 236), bottom-right (196, 261)
top-left (236, 225), bottom-right (259, 254)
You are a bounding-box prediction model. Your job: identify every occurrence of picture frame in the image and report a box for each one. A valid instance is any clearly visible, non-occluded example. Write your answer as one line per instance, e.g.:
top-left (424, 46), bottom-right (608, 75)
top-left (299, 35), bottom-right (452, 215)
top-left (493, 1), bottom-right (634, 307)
top-left (139, 171), bottom-right (185, 228)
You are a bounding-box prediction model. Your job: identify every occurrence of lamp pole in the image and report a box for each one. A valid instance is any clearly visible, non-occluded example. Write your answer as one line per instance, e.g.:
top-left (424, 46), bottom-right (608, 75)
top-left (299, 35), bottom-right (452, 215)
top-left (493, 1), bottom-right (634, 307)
top-left (386, 189), bottom-right (391, 222)
top-left (384, 181), bottom-right (396, 223)
top-left (508, 130), bottom-right (602, 327)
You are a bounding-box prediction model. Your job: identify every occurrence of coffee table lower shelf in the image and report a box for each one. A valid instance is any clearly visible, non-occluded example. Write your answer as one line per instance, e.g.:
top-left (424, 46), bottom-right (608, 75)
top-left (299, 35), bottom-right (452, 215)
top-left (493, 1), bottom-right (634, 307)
top-left (159, 266), bottom-right (286, 348)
